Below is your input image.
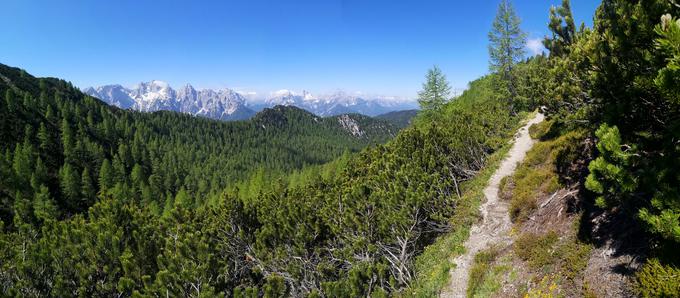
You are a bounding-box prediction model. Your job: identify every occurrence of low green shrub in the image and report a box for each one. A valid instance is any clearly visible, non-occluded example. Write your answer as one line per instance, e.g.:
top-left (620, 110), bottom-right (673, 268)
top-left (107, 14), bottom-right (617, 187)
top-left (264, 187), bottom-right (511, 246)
top-left (507, 130), bottom-right (585, 222)
top-left (514, 231), bottom-right (559, 269)
top-left (556, 240), bottom-right (592, 280)
top-left (528, 119), bottom-right (554, 140)
top-left (636, 258), bottom-right (680, 298)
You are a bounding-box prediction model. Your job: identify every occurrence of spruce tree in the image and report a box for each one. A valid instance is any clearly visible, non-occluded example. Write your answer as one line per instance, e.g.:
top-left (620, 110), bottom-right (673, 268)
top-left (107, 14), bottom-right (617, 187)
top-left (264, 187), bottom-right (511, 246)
top-left (417, 65), bottom-right (451, 111)
top-left (33, 157), bottom-right (48, 189)
top-left (488, 0), bottom-right (526, 102)
top-left (12, 143), bottom-right (33, 186)
top-left (174, 187), bottom-right (192, 209)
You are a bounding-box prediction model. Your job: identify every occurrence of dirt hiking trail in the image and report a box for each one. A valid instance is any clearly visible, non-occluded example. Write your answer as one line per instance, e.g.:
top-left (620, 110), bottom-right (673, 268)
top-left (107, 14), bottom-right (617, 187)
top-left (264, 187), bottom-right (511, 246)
top-left (439, 113), bottom-right (545, 298)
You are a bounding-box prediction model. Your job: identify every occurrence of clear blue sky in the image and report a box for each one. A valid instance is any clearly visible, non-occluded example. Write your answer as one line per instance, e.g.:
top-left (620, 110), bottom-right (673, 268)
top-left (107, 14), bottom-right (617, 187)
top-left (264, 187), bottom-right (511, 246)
top-left (1, 0), bottom-right (600, 98)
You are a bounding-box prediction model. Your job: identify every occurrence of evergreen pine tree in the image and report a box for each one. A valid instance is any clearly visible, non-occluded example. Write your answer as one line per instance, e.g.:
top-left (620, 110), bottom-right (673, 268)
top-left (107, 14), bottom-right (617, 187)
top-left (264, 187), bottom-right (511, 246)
top-left (60, 118), bottom-right (74, 162)
top-left (32, 157), bottom-right (48, 191)
top-left (81, 168), bottom-right (96, 204)
top-left (59, 163), bottom-right (81, 206)
top-left (174, 187), bottom-right (192, 209)
top-left (34, 185), bottom-right (58, 222)
top-left (37, 122), bottom-right (50, 153)
top-left (488, 0), bottom-right (526, 102)
top-left (543, 0), bottom-right (576, 57)
top-left (5, 89), bottom-right (14, 113)
top-left (98, 159), bottom-right (114, 193)
top-left (12, 143), bottom-right (33, 186)
top-left (417, 65), bottom-right (451, 111)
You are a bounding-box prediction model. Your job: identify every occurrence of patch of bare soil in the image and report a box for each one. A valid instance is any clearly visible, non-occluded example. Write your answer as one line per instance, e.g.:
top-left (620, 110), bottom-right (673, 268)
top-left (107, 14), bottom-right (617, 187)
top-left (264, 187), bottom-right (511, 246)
top-left (580, 205), bottom-right (646, 298)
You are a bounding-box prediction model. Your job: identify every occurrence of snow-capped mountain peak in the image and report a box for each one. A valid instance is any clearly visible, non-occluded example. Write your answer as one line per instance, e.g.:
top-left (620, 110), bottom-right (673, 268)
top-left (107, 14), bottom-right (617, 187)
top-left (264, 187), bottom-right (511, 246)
top-left (302, 90), bottom-right (317, 101)
top-left (84, 81), bottom-right (255, 121)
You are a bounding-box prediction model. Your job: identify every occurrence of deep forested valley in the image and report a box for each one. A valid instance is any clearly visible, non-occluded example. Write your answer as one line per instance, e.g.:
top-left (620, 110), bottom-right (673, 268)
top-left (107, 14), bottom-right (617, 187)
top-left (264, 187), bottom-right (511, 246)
top-left (1, 0), bottom-right (680, 297)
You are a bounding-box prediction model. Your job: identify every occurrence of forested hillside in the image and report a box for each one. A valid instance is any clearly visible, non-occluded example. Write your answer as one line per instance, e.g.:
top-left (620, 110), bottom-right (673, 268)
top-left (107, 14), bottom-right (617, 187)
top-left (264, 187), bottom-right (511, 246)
top-left (0, 58), bottom-right (522, 296)
top-left (0, 62), bottom-right (397, 221)
top-left (376, 110), bottom-right (419, 130)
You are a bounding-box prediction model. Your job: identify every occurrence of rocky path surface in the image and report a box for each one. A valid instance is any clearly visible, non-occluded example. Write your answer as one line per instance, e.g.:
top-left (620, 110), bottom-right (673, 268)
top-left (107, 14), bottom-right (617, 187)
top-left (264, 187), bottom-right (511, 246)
top-left (440, 113), bottom-right (545, 298)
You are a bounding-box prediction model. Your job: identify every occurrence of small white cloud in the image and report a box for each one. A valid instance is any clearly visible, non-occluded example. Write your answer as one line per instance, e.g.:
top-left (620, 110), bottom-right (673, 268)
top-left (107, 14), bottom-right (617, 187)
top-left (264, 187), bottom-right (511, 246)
top-left (526, 38), bottom-right (545, 56)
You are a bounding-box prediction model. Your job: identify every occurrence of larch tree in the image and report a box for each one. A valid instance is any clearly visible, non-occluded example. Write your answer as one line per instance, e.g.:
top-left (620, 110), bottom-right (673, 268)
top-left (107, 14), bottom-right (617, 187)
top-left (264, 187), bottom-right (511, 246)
top-left (417, 65), bottom-right (451, 111)
top-left (488, 0), bottom-right (526, 102)
top-left (59, 163), bottom-right (81, 207)
top-left (98, 159), bottom-right (114, 193)
top-left (81, 168), bottom-right (96, 205)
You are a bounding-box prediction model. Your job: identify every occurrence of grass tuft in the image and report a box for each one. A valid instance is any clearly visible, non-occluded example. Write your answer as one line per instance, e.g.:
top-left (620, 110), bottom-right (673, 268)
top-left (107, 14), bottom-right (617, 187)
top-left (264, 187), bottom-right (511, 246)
top-left (505, 130), bottom-right (585, 222)
top-left (467, 245), bottom-right (508, 298)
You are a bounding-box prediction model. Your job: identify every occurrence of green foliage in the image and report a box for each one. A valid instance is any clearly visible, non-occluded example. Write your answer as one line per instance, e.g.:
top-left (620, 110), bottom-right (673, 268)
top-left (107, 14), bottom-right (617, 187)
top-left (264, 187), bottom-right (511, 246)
top-left (555, 238), bottom-right (592, 281)
top-left (539, 0), bottom-right (680, 249)
top-left (0, 63), bottom-right (521, 296)
top-left (375, 110), bottom-right (419, 130)
top-left (33, 185), bottom-right (58, 222)
top-left (528, 119), bottom-right (553, 140)
top-left (505, 130), bottom-right (583, 221)
top-left (636, 258), bottom-right (680, 298)
top-left (584, 124), bottom-right (638, 208)
top-left (467, 245), bottom-right (505, 298)
top-left (514, 232), bottom-right (559, 269)
top-left (544, 0), bottom-right (576, 57)
top-left (513, 55), bottom-right (551, 111)
top-left (407, 80), bottom-right (526, 296)
top-left (488, 0), bottom-right (526, 102)
top-left (417, 65), bottom-right (451, 112)
top-left (406, 144), bottom-right (513, 297)
top-left (514, 231), bottom-right (591, 285)
top-left (0, 62), bottom-right (394, 223)
top-left (655, 14), bottom-right (680, 104)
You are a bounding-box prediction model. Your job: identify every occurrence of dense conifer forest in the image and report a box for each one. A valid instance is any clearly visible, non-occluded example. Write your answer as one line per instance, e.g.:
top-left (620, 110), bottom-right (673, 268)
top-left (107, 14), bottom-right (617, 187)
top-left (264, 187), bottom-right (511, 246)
top-left (1, 0), bottom-right (679, 297)
top-left (0, 62), bottom-right (398, 220)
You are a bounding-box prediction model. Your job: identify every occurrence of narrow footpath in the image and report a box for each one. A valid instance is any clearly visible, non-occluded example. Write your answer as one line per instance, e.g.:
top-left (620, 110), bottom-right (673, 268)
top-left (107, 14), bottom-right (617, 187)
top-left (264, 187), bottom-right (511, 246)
top-left (440, 113), bottom-right (545, 298)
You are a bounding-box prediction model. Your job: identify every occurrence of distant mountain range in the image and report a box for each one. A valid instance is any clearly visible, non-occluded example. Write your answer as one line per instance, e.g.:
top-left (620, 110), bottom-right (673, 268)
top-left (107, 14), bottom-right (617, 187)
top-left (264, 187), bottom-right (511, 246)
top-left (83, 81), bottom-right (254, 121)
top-left (84, 81), bottom-right (418, 121)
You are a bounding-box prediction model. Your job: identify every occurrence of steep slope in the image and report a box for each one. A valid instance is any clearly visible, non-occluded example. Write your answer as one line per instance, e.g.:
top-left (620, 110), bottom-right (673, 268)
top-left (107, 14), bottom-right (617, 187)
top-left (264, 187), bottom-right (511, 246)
top-left (376, 109), bottom-right (419, 129)
top-left (252, 105), bottom-right (398, 144)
